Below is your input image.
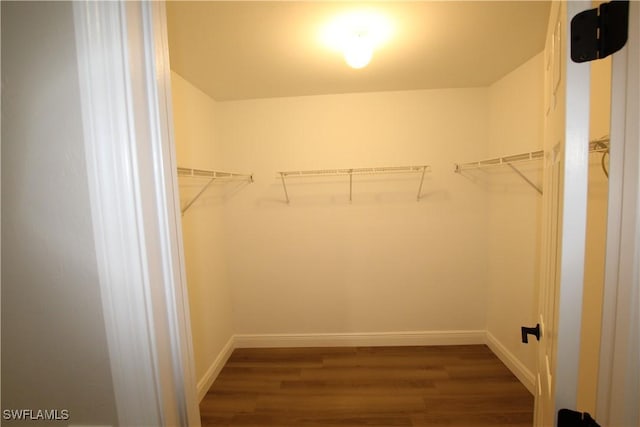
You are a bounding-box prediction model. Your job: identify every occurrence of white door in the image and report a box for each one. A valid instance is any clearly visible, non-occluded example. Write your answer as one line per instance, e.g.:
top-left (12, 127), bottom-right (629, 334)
top-left (535, 1), bottom-right (592, 426)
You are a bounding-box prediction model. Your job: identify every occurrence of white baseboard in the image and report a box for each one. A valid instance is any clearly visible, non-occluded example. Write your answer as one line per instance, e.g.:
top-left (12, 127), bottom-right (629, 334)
top-left (485, 331), bottom-right (535, 394)
top-left (233, 330), bottom-right (485, 348)
top-left (197, 335), bottom-right (235, 402)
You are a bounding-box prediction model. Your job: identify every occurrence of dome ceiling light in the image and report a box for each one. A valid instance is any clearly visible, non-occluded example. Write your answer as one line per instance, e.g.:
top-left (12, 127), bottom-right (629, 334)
top-left (320, 11), bottom-right (393, 69)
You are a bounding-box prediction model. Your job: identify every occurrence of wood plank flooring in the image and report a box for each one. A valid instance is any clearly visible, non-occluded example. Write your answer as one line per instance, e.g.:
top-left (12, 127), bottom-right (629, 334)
top-left (200, 345), bottom-right (534, 427)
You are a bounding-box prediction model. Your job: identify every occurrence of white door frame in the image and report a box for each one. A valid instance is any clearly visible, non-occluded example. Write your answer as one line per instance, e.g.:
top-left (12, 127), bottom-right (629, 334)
top-left (597, 2), bottom-right (640, 425)
top-left (536, 3), bottom-right (593, 424)
top-left (553, 0), bottom-right (592, 415)
top-left (73, 1), bottom-right (200, 425)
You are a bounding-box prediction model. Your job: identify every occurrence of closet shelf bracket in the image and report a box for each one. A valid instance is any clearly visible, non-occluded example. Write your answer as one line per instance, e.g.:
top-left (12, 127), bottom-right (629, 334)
top-left (177, 167), bottom-right (253, 214)
top-left (507, 163), bottom-right (543, 195)
top-left (277, 165), bottom-right (430, 204)
top-left (454, 150), bottom-right (544, 195)
top-left (279, 172), bottom-right (290, 204)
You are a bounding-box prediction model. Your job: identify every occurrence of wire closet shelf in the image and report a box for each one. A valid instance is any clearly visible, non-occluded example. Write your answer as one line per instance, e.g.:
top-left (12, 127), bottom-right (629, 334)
top-left (177, 167), bottom-right (253, 214)
top-left (453, 136), bottom-right (611, 195)
top-left (454, 150), bottom-right (545, 173)
top-left (276, 165), bottom-right (431, 204)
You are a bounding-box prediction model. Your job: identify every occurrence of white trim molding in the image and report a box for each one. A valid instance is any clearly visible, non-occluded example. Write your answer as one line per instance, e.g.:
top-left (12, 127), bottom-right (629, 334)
top-left (234, 330), bottom-right (485, 348)
top-left (485, 331), bottom-right (536, 394)
top-left (73, 2), bottom-right (199, 426)
top-left (197, 337), bottom-right (236, 402)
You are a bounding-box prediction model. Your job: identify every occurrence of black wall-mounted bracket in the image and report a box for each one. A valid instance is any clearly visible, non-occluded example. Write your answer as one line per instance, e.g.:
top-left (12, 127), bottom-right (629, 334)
top-left (558, 409), bottom-right (601, 427)
top-left (571, 0), bottom-right (629, 63)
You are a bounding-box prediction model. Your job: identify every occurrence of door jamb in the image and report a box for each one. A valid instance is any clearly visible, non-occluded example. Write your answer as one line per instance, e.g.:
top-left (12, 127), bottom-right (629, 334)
top-left (597, 2), bottom-right (640, 425)
top-left (553, 0), bottom-right (592, 416)
top-left (73, 1), bottom-right (199, 425)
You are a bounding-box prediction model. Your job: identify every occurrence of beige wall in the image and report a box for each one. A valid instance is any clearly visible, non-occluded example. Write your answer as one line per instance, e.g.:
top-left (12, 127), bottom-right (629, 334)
top-left (577, 56), bottom-right (611, 414)
top-left (216, 88), bottom-right (491, 335)
top-left (171, 72), bottom-right (235, 386)
top-left (485, 53), bottom-right (545, 378)
top-left (1, 2), bottom-right (117, 425)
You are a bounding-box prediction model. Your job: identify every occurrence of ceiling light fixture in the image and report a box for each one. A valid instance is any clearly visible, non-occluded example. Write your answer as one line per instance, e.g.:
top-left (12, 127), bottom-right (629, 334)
top-left (320, 11), bottom-right (393, 69)
top-left (343, 32), bottom-right (374, 69)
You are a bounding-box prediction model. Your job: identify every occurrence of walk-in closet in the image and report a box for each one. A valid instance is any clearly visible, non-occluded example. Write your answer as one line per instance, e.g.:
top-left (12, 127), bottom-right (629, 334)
top-left (166, 2), bottom-right (612, 425)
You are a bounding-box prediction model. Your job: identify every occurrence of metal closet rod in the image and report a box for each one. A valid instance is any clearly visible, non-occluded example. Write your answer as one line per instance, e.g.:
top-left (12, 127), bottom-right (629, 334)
top-left (276, 165), bottom-right (431, 204)
top-left (177, 166), bottom-right (253, 215)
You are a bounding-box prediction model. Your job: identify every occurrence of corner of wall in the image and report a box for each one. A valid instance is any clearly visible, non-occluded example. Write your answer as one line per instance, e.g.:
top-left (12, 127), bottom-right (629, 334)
top-left (197, 335), bottom-right (235, 402)
top-left (170, 69), bottom-right (236, 394)
top-left (485, 331), bottom-right (536, 394)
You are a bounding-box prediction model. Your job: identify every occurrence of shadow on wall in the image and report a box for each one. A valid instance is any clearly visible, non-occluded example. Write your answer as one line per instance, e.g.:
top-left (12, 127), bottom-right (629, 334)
top-left (455, 164), bottom-right (543, 196)
top-left (179, 180), bottom-right (252, 213)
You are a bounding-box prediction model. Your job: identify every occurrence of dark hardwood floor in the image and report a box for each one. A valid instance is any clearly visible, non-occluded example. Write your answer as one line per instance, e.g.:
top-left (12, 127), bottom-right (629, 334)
top-left (200, 345), bottom-right (534, 426)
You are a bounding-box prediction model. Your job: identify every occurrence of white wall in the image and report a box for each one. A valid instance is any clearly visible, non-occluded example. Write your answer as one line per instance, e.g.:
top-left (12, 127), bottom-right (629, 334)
top-left (171, 72), bottom-right (235, 393)
top-left (171, 51), bottom-right (547, 395)
top-left (1, 2), bottom-right (117, 425)
top-left (216, 89), bottom-right (491, 337)
top-left (485, 53), bottom-right (545, 384)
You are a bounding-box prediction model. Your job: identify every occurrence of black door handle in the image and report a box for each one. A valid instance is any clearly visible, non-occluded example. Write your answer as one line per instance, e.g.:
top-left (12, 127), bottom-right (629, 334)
top-left (521, 324), bottom-right (540, 343)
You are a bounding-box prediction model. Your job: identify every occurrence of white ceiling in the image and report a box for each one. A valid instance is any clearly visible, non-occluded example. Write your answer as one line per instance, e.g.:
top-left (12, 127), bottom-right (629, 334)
top-left (166, 1), bottom-right (550, 101)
